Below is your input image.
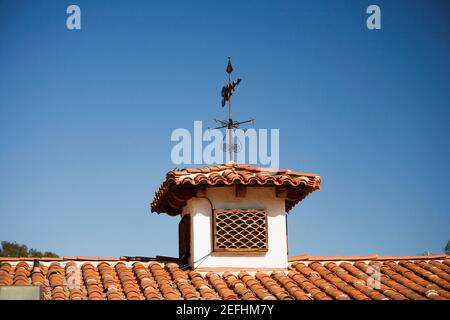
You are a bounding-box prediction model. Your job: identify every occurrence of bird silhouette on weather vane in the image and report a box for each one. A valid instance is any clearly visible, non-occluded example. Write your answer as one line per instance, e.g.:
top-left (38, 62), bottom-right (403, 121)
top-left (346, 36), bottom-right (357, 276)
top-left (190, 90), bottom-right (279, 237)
top-left (212, 57), bottom-right (254, 161)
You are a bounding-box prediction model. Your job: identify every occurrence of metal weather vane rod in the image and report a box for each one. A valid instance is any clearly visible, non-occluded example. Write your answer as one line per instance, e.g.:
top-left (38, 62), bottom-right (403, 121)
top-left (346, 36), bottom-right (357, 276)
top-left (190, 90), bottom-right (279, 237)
top-left (216, 57), bottom-right (253, 162)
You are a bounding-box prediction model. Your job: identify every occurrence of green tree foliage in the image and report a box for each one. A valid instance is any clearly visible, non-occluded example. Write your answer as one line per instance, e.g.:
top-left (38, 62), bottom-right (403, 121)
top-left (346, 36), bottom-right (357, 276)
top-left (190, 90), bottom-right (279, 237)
top-left (445, 240), bottom-right (450, 255)
top-left (0, 241), bottom-right (59, 258)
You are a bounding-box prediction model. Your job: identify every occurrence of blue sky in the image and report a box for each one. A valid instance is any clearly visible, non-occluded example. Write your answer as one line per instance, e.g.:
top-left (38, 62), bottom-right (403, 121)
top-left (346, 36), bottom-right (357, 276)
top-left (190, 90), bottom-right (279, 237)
top-left (0, 0), bottom-right (449, 258)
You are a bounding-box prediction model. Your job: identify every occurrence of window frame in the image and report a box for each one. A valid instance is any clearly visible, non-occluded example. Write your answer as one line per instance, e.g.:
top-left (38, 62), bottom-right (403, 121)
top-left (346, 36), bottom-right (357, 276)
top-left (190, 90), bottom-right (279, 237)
top-left (212, 209), bottom-right (269, 253)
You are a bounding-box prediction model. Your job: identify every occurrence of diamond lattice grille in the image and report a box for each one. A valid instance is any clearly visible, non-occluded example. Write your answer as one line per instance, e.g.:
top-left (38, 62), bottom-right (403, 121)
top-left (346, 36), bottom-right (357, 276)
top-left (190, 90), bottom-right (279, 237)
top-left (213, 209), bottom-right (268, 252)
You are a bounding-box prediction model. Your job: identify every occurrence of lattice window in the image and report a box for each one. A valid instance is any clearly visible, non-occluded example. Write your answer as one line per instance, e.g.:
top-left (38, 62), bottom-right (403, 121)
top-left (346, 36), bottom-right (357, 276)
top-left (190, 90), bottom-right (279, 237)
top-left (212, 209), bottom-right (268, 252)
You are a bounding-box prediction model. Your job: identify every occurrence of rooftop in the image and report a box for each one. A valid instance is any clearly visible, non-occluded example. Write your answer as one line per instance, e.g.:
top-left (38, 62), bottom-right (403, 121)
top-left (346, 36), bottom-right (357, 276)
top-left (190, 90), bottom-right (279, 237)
top-left (1, 254), bottom-right (449, 300)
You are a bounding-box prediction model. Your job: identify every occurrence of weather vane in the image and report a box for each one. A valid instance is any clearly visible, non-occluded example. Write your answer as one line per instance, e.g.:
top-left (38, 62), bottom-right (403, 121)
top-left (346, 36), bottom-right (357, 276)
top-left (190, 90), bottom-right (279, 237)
top-left (213, 57), bottom-right (254, 162)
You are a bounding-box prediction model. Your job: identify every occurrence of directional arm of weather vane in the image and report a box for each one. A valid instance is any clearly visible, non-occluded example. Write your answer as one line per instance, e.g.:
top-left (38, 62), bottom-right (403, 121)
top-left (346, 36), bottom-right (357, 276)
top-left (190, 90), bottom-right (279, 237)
top-left (213, 125), bottom-right (228, 130)
top-left (213, 118), bottom-right (228, 126)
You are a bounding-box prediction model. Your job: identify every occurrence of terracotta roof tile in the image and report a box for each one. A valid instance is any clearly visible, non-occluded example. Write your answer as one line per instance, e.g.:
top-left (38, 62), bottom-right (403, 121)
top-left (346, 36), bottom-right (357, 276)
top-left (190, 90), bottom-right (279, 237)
top-left (323, 262), bottom-right (388, 300)
top-left (417, 261), bottom-right (450, 283)
top-left (148, 262), bottom-right (180, 300)
top-left (291, 262), bottom-right (351, 300)
top-left (116, 262), bottom-right (142, 300)
top-left (207, 272), bottom-right (239, 300)
top-left (288, 270), bottom-right (333, 300)
top-left (222, 272), bottom-right (258, 300)
top-left (238, 271), bottom-right (277, 300)
top-left (150, 162), bottom-right (321, 215)
top-left (308, 262), bottom-right (370, 300)
top-left (1, 256), bottom-right (449, 300)
top-left (255, 271), bottom-right (294, 300)
top-left (166, 263), bottom-right (199, 300)
top-left (132, 262), bottom-right (161, 300)
top-left (357, 261), bottom-right (426, 300)
top-left (189, 271), bottom-right (218, 300)
top-left (98, 262), bottom-right (124, 300)
top-left (339, 262), bottom-right (407, 300)
top-left (271, 271), bottom-right (311, 300)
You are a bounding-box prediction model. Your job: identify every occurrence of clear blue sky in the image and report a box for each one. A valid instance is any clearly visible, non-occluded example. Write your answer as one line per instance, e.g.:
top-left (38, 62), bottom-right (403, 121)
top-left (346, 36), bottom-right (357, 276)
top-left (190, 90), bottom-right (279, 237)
top-left (1, 0), bottom-right (449, 258)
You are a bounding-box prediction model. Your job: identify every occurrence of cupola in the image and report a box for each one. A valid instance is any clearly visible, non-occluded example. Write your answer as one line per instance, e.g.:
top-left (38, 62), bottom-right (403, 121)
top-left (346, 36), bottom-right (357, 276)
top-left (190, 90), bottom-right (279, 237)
top-left (151, 161), bottom-right (321, 270)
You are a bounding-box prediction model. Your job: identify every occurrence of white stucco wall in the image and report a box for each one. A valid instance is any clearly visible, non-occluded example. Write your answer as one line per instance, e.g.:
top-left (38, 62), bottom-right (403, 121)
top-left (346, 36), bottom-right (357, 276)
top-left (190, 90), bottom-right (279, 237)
top-left (181, 186), bottom-right (288, 270)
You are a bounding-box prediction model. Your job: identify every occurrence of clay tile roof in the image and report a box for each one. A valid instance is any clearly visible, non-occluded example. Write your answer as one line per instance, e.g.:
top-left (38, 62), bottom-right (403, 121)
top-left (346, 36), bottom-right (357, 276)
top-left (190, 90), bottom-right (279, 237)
top-left (150, 162), bottom-right (321, 215)
top-left (1, 255), bottom-right (449, 300)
